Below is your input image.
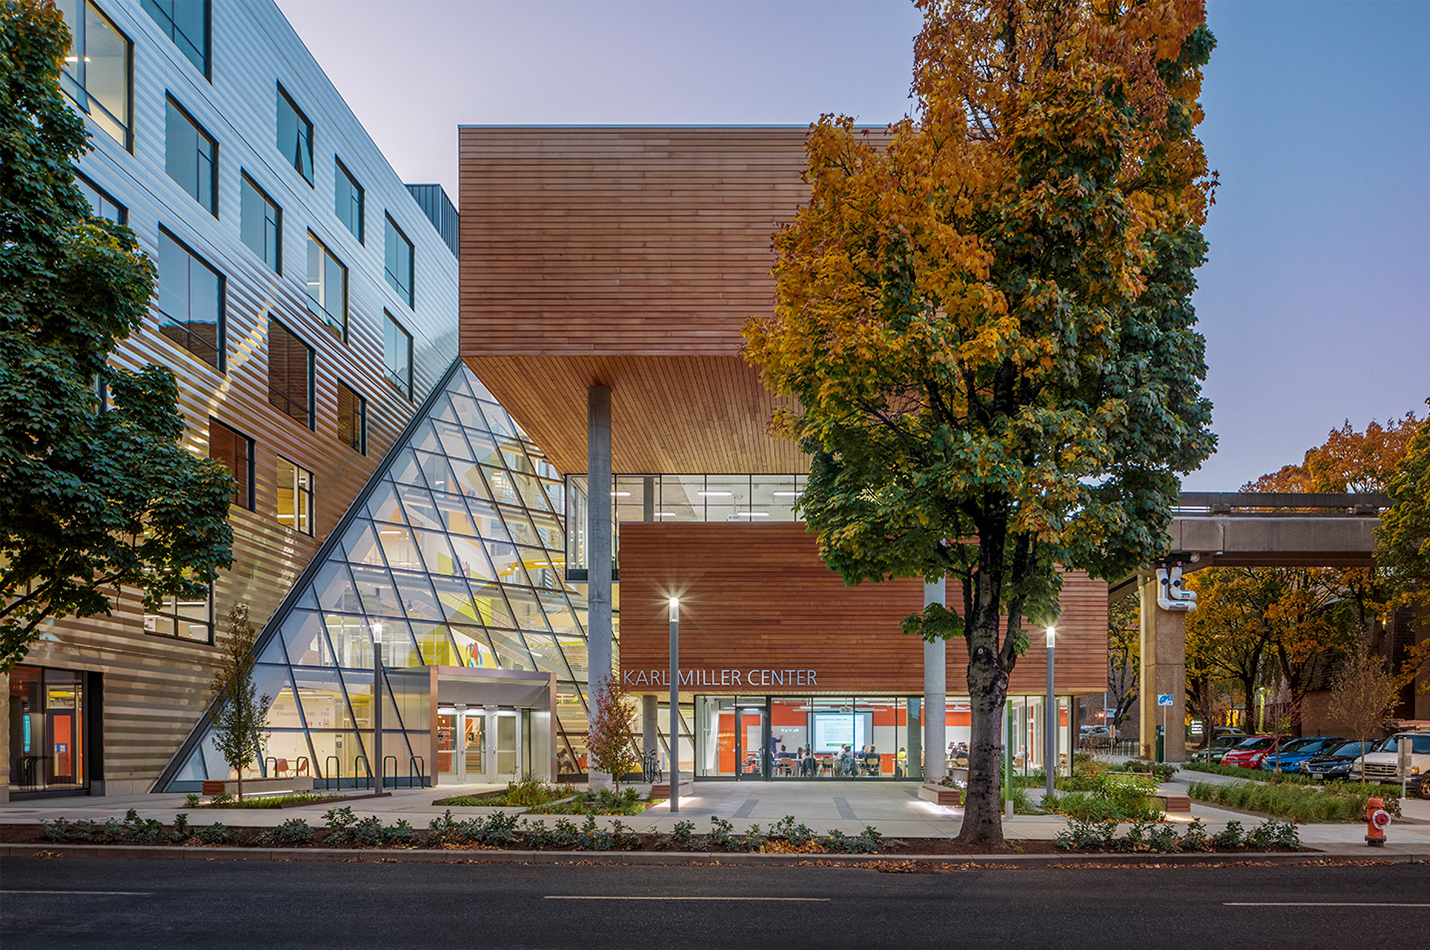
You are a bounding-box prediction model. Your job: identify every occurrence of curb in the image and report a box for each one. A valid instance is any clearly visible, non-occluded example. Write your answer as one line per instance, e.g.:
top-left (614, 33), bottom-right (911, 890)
top-left (2, 843), bottom-right (1425, 868)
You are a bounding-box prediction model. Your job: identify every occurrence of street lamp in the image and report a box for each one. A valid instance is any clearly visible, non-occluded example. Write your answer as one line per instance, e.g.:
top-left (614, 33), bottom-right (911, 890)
top-left (1045, 626), bottom-right (1056, 799)
top-left (669, 597), bottom-right (679, 814)
top-left (371, 621), bottom-right (383, 792)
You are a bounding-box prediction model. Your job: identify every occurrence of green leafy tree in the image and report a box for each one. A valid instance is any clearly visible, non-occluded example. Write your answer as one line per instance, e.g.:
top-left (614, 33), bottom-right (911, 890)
top-left (1378, 399), bottom-right (1430, 606)
top-left (744, 0), bottom-right (1216, 845)
top-left (0, 0), bottom-right (234, 671)
top-left (208, 605), bottom-right (272, 800)
top-left (585, 675), bottom-right (640, 792)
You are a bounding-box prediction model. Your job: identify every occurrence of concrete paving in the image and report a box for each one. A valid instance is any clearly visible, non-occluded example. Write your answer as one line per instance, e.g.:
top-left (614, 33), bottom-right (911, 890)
top-left (3, 774), bottom-right (1427, 857)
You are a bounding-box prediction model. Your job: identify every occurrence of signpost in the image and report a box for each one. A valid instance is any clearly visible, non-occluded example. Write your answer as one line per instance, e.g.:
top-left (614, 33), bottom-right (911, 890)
top-left (1157, 694), bottom-right (1173, 764)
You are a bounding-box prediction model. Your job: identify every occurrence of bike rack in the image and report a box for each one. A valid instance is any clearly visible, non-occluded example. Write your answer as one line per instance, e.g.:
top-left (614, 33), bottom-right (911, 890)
top-left (382, 756), bottom-right (398, 791)
top-left (354, 755), bottom-right (372, 790)
top-left (409, 756), bottom-right (426, 788)
top-left (263, 756), bottom-right (277, 779)
top-left (324, 756), bottom-right (341, 791)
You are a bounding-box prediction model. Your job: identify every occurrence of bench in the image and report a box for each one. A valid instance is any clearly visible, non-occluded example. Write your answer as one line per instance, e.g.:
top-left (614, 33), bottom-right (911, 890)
top-left (918, 783), bottom-right (963, 806)
top-left (1156, 794), bottom-right (1192, 813)
top-left (650, 780), bottom-right (692, 800)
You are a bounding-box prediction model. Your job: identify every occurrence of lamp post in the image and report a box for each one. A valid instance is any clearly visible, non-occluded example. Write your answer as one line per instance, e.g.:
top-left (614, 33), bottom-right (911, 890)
top-left (668, 597), bottom-right (679, 814)
top-left (371, 621), bottom-right (383, 792)
top-left (1045, 626), bottom-right (1056, 799)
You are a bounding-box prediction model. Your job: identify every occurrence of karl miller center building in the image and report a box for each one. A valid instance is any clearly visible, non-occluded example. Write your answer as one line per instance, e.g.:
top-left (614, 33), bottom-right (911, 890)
top-left (4, 4), bottom-right (1107, 799)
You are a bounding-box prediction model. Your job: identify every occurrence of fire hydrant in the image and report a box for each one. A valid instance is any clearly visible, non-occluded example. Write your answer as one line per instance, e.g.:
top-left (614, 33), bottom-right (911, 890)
top-left (1365, 797), bottom-right (1391, 847)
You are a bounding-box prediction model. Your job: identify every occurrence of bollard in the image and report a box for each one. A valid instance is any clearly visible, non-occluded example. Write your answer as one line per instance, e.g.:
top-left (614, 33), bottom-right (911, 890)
top-left (1364, 796), bottom-right (1391, 847)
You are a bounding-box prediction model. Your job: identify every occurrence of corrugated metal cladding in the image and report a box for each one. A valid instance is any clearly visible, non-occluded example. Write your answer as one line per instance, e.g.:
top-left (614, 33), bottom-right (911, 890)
top-left (406, 184), bottom-right (460, 257)
top-left (6, 0), bottom-right (458, 796)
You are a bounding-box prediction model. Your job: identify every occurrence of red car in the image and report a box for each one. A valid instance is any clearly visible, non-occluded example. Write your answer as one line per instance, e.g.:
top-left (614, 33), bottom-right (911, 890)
top-left (1220, 735), bottom-right (1291, 769)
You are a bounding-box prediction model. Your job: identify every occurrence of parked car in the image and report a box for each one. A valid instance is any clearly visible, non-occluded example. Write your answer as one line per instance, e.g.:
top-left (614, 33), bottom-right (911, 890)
top-left (1302, 739), bottom-right (1376, 783)
top-left (1221, 735), bottom-right (1290, 770)
top-left (1260, 736), bottom-right (1345, 773)
top-left (1193, 734), bottom-right (1243, 765)
top-left (1349, 731), bottom-right (1430, 799)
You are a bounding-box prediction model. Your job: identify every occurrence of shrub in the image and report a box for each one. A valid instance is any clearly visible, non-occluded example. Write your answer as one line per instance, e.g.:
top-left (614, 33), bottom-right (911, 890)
top-left (578, 814), bottom-right (613, 851)
top-left (707, 816), bottom-right (734, 850)
top-left (170, 813), bottom-right (190, 843)
top-left (382, 819), bottom-right (415, 846)
top-left (1187, 778), bottom-right (1397, 823)
top-left (671, 820), bottom-right (698, 849)
top-left (255, 818), bottom-right (314, 847)
top-left (193, 822), bottom-right (234, 845)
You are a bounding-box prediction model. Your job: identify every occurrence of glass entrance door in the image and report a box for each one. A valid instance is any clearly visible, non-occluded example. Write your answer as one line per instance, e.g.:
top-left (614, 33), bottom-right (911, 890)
top-left (463, 711), bottom-right (487, 782)
top-left (735, 700), bottom-right (769, 781)
top-left (494, 710), bottom-right (520, 782)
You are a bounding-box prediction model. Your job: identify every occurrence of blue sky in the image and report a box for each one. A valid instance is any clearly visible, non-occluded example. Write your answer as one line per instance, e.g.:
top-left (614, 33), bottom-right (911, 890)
top-left (277, 0), bottom-right (1429, 492)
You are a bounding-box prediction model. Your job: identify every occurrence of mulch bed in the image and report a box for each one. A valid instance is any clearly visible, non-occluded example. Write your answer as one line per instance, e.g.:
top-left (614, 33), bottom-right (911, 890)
top-left (0, 824), bottom-right (1306, 856)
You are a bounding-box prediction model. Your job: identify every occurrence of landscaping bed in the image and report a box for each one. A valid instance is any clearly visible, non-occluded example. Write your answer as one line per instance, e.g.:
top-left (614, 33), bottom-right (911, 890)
top-left (1, 809), bottom-right (1306, 857)
top-left (1187, 779), bottom-right (1403, 822)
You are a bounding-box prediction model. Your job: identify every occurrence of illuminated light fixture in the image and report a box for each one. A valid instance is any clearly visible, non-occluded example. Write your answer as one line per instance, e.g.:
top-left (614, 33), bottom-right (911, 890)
top-left (611, 491), bottom-right (631, 497)
top-left (735, 512), bottom-right (770, 517)
top-left (772, 491), bottom-right (804, 497)
top-left (653, 512), bottom-right (676, 517)
top-left (697, 491), bottom-right (732, 497)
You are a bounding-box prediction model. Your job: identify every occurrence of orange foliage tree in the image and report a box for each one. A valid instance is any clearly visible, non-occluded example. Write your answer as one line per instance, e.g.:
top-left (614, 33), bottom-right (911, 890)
top-left (744, 0), bottom-right (1216, 844)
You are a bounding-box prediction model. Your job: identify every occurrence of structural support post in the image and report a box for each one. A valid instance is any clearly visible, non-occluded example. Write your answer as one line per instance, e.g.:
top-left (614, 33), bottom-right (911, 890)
top-left (1139, 576), bottom-right (1188, 762)
top-left (922, 578), bottom-right (947, 782)
top-left (587, 385), bottom-right (613, 789)
top-left (642, 694), bottom-right (658, 768)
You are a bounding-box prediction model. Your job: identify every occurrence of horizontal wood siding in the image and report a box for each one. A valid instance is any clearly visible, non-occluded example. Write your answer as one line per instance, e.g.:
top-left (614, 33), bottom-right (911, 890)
top-left (617, 523), bottom-right (1108, 696)
top-left (458, 127), bottom-right (815, 474)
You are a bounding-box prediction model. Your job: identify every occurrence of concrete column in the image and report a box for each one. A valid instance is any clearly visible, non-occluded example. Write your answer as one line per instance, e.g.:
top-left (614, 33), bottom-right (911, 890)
top-left (642, 693), bottom-right (658, 766)
top-left (922, 578), bottom-right (947, 782)
top-left (1139, 576), bottom-right (1188, 762)
top-left (587, 385), bottom-right (613, 789)
top-left (642, 476), bottom-right (655, 523)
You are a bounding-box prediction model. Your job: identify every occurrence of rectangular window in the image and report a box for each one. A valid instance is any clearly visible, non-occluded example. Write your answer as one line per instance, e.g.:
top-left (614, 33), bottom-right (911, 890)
top-left (141, 0), bottom-right (209, 77)
top-left (208, 418), bottom-right (254, 509)
top-left (383, 311), bottom-right (413, 400)
top-left (240, 174), bottom-right (282, 273)
top-left (57, 1), bottom-right (132, 150)
top-left (384, 216), bottom-right (414, 307)
top-left (276, 456), bottom-right (314, 536)
top-left (277, 84), bottom-right (314, 184)
top-left (165, 96), bottom-right (217, 215)
top-left (268, 322), bottom-right (314, 429)
top-left (335, 158), bottom-right (364, 243)
top-left (156, 228), bottom-right (224, 370)
top-left (305, 234), bottom-right (346, 340)
top-left (336, 382), bottom-right (366, 454)
top-left (75, 173), bottom-right (126, 224)
top-left (143, 589), bottom-right (213, 643)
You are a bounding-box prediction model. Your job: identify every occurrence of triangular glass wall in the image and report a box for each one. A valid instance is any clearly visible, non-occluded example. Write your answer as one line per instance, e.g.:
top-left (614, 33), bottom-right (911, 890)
top-left (157, 361), bottom-right (592, 790)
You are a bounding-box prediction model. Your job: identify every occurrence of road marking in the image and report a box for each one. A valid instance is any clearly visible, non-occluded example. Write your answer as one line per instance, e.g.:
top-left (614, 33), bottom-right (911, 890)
top-left (545, 896), bottom-right (830, 902)
top-left (2, 890), bottom-right (154, 896)
top-left (1224, 902), bottom-right (1430, 908)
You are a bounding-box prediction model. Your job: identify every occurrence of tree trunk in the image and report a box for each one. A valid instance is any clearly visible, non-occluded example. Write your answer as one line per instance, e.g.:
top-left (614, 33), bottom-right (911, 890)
top-left (955, 640), bottom-right (1011, 847)
top-left (236, 769), bottom-right (243, 802)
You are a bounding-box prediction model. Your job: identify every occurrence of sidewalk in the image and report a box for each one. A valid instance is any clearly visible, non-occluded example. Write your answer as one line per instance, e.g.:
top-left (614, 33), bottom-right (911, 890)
top-left (3, 778), bottom-right (1427, 857)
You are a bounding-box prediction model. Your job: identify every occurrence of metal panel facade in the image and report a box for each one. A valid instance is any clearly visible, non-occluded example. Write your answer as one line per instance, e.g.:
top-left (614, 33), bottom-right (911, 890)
top-left (6, 0), bottom-right (458, 795)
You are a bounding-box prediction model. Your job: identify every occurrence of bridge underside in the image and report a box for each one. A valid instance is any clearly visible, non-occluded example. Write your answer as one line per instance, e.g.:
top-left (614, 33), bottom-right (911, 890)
top-left (1119, 494), bottom-right (1387, 762)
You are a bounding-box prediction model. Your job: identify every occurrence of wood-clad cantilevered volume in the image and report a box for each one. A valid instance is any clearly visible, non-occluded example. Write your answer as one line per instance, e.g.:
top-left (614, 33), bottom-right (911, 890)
top-left (616, 523), bottom-right (1109, 696)
top-left (458, 126), bottom-right (815, 475)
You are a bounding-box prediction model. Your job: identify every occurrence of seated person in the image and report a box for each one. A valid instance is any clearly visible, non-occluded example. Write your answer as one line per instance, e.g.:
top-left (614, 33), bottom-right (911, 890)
top-left (864, 746), bottom-right (880, 776)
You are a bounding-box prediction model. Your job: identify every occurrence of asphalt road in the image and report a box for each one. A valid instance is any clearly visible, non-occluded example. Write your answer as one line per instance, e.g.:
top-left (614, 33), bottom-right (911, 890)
top-left (2, 858), bottom-right (1427, 950)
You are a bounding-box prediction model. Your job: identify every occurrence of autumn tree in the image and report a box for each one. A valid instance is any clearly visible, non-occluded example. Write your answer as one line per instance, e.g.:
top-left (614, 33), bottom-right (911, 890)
top-left (1328, 642), bottom-right (1400, 784)
top-left (744, 0), bottom-right (1216, 844)
top-left (585, 675), bottom-right (640, 792)
top-left (0, 0), bottom-right (234, 671)
top-left (208, 605), bottom-right (272, 801)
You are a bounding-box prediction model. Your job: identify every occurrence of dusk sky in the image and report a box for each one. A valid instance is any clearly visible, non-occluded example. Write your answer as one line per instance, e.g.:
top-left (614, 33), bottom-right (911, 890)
top-left (276, 0), bottom-right (1430, 493)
